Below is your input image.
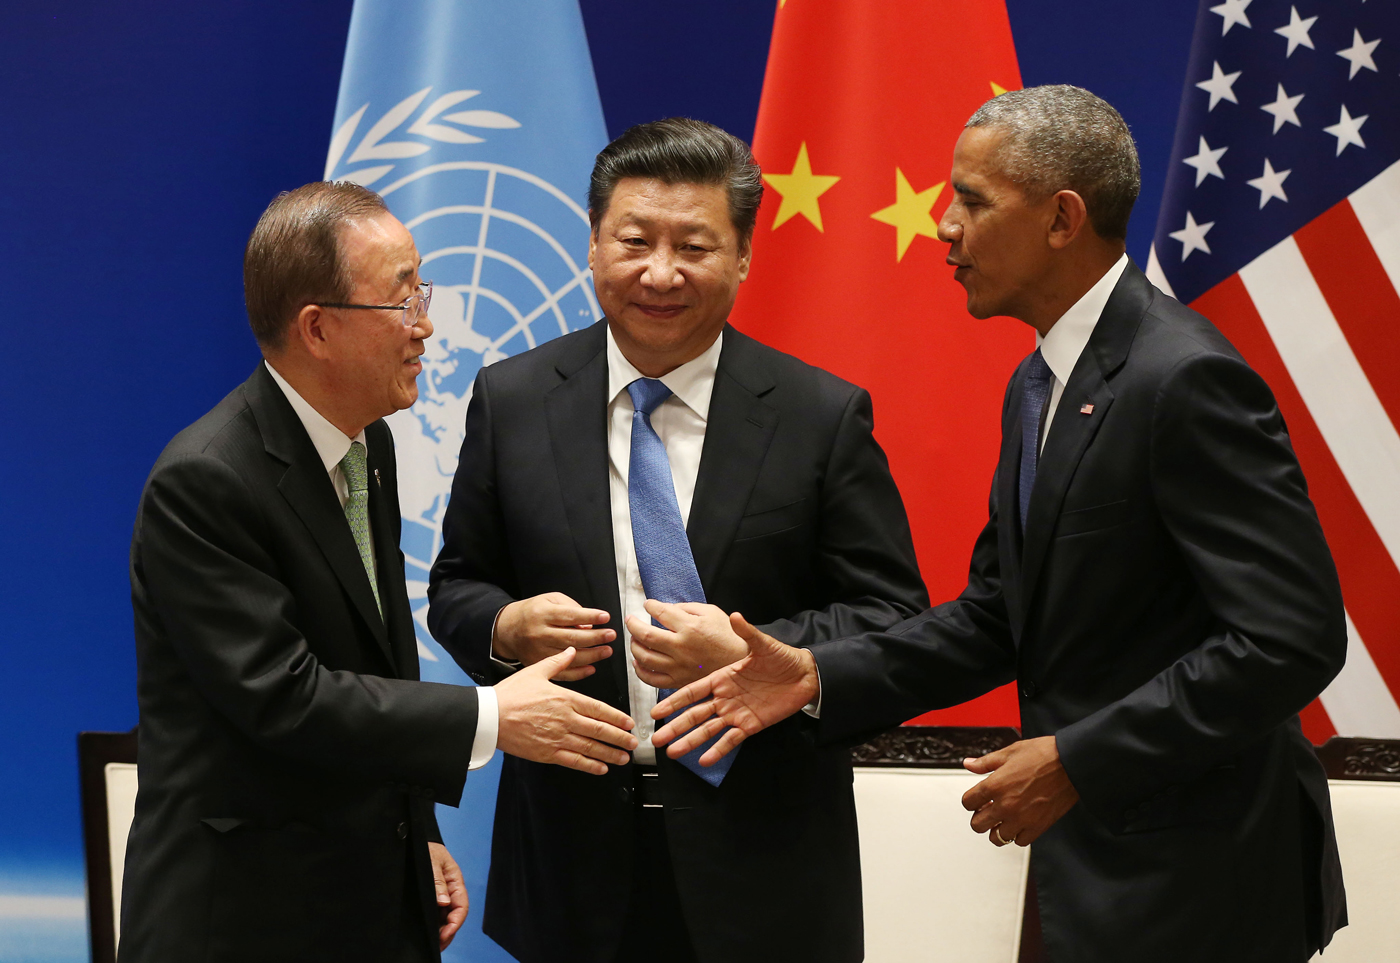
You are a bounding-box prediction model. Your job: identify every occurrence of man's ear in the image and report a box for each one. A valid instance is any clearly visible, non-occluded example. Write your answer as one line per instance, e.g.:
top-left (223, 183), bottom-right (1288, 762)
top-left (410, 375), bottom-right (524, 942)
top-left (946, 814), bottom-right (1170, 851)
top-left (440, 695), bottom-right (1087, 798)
top-left (293, 304), bottom-right (334, 360)
top-left (737, 235), bottom-right (753, 283)
top-left (587, 216), bottom-right (598, 271)
top-left (1047, 190), bottom-right (1090, 250)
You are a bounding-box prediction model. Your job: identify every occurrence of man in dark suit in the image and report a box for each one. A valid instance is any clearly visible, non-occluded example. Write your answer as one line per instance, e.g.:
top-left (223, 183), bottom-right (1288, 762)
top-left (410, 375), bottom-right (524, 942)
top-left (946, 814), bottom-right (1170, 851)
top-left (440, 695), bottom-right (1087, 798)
top-left (427, 118), bottom-right (927, 963)
top-left (654, 87), bottom-right (1348, 962)
top-left (122, 182), bottom-right (637, 963)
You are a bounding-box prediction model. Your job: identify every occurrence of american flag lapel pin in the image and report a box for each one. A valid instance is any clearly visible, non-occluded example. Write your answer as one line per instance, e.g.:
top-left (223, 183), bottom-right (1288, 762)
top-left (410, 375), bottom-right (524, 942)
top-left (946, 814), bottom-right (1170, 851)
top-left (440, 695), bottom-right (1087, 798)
top-left (1080, 403), bottom-right (1095, 415)
top-left (374, 468), bottom-right (382, 487)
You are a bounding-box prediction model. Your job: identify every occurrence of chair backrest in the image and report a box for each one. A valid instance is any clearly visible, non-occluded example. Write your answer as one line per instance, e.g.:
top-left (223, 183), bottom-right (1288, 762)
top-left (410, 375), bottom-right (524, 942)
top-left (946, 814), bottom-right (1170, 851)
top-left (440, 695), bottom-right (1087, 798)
top-left (1309, 737), bottom-right (1400, 962)
top-left (78, 729), bottom-right (137, 963)
top-left (852, 726), bottom-right (1037, 963)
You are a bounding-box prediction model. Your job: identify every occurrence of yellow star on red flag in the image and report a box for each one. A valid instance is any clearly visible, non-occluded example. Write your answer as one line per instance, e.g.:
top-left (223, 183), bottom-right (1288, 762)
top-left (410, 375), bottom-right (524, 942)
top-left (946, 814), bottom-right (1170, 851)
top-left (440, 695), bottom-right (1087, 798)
top-left (870, 169), bottom-right (945, 261)
top-left (763, 142), bottom-right (841, 231)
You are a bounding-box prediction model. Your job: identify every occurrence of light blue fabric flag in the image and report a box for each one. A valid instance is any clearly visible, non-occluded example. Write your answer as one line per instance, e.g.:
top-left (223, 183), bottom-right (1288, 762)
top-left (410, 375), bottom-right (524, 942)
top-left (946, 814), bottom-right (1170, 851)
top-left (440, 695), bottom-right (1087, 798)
top-left (326, 3), bottom-right (606, 959)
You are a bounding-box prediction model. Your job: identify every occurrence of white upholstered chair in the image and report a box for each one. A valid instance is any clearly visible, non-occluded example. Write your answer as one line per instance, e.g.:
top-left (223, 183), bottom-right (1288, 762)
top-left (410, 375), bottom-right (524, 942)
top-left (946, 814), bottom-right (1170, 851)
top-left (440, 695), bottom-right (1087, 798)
top-left (853, 727), bottom-right (1035, 963)
top-left (1309, 738), bottom-right (1400, 962)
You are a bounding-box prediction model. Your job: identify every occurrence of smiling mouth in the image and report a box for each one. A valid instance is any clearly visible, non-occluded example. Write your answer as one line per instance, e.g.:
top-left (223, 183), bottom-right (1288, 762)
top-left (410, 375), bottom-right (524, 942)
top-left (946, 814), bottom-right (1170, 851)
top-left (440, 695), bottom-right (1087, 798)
top-left (633, 303), bottom-right (688, 318)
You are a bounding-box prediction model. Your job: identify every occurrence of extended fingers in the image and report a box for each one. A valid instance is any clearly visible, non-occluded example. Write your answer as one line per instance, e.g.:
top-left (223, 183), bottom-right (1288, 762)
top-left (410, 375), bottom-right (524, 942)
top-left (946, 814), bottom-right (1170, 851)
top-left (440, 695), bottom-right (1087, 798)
top-left (654, 702), bottom-right (721, 750)
top-left (665, 716), bottom-right (728, 758)
top-left (553, 749), bottom-right (610, 776)
top-left (572, 714), bottom-right (640, 755)
top-left (545, 599), bottom-right (611, 627)
top-left (698, 726), bottom-right (748, 767)
top-left (569, 694), bottom-right (637, 739)
top-left (652, 678), bottom-right (713, 718)
top-left (564, 639), bottom-right (614, 661)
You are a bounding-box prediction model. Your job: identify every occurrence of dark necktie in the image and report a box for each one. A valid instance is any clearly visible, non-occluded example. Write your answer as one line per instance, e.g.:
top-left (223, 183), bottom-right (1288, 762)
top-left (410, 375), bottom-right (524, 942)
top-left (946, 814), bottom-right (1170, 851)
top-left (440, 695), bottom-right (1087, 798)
top-left (627, 377), bottom-right (737, 786)
top-left (1018, 350), bottom-right (1054, 532)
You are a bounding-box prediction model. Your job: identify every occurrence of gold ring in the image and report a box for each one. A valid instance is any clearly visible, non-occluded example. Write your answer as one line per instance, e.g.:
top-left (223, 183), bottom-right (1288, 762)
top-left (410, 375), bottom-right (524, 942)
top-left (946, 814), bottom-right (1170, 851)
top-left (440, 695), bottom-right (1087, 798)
top-left (991, 825), bottom-right (1013, 847)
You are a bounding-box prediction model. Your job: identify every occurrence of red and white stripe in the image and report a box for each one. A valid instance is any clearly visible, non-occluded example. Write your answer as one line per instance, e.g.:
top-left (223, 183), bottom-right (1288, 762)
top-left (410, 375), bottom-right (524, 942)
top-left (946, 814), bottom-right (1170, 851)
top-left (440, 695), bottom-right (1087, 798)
top-left (1148, 158), bottom-right (1400, 740)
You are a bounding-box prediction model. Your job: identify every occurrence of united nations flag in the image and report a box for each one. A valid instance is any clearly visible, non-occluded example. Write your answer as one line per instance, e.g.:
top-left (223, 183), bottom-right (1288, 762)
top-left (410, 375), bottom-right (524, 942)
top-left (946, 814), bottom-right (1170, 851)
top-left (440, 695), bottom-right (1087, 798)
top-left (326, 2), bottom-right (607, 958)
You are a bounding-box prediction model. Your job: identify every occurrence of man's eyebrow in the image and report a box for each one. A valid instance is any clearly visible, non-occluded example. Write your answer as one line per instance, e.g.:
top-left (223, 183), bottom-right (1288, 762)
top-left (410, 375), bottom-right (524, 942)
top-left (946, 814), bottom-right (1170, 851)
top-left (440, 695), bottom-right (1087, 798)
top-left (953, 181), bottom-right (986, 200)
top-left (616, 213), bottom-right (720, 238)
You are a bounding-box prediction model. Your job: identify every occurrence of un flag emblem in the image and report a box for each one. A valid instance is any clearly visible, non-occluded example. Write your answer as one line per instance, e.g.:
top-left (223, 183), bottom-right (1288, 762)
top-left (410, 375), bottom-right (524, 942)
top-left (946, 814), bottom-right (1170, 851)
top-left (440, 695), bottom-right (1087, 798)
top-left (325, 85), bottom-right (603, 663)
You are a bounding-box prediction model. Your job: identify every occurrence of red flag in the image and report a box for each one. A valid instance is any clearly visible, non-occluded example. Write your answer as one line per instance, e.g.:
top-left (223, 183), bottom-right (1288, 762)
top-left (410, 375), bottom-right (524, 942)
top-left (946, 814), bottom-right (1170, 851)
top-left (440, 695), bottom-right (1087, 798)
top-left (731, 0), bottom-right (1030, 726)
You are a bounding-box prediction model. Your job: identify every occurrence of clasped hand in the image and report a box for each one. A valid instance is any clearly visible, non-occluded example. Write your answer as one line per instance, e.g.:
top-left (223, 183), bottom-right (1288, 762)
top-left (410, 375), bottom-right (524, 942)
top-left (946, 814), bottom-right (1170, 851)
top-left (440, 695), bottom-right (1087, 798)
top-left (961, 736), bottom-right (1080, 847)
top-left (493, 592), bottom-right (616, 682)
top-left (626, 599), bottom-right (748, 689)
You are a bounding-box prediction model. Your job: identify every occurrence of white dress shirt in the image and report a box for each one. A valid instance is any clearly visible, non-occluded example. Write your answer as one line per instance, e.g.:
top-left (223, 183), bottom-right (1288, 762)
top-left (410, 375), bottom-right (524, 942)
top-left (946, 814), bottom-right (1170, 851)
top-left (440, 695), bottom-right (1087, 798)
top-left (605, 327), bottom-right (723, 764)
top-left (1035, 253), bottom-right (1130, 452)
top-left (265, 361), bottom-right (498, 769)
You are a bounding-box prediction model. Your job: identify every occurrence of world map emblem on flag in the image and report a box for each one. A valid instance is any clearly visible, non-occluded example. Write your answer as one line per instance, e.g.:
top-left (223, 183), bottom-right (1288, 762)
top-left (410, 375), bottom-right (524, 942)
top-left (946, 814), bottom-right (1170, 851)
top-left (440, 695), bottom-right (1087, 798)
top-left (1148, 0), bottom-right (1400, 740)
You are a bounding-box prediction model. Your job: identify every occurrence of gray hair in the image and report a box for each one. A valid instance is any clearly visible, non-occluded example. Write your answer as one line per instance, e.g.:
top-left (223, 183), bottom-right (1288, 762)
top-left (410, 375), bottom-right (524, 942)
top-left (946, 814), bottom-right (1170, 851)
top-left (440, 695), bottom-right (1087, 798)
top-left (243, 181), bottom-right (388, 351)
top-left (966, 85), bottom-right (1140, 240)
top-left (588, 117), bottom-right (764, 242)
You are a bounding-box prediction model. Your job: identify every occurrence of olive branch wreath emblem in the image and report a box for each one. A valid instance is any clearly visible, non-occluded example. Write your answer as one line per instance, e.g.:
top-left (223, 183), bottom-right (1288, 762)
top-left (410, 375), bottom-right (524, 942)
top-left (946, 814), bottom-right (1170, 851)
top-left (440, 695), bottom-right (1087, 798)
top-left (325, 87), bottom-right (521, 187)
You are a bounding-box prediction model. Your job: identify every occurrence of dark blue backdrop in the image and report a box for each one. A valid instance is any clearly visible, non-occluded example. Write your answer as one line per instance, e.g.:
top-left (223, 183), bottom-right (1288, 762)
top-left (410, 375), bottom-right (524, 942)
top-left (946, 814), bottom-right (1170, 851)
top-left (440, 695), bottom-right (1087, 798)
top-left (0, 0), bottom-right (1195, 950)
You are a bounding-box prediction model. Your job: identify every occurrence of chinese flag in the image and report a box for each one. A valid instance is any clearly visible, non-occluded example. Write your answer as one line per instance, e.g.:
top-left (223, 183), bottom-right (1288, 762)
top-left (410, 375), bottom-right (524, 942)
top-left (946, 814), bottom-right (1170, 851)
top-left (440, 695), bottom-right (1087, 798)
top-left (730, 0), bottom-right (1032, 726)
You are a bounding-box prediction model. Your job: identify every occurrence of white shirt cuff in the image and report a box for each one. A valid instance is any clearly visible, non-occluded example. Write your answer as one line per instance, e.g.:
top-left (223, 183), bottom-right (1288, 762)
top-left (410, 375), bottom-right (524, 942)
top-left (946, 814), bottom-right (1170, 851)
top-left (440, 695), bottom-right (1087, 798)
top-left (489, 605), bottom-right (522, 673)
top-left (801, 658), bottom-right (823, 718)
top-left (468, 685), bottom-right (499, 770)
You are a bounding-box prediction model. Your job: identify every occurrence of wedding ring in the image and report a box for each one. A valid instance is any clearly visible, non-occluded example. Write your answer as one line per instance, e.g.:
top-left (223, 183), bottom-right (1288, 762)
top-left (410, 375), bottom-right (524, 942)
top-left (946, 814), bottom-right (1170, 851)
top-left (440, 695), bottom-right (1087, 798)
top-left (991, 825), bottom-right (1014, 847)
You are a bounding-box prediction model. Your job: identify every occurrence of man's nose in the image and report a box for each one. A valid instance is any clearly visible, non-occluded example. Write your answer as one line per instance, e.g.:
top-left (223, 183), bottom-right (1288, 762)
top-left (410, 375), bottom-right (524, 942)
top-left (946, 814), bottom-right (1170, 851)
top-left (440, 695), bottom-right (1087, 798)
top-left (937, 211), bottom-right (961, 244)
top-left (640, 248), bottom-right (683, 291)
top-left (413, 307), bottom-right (434, 340)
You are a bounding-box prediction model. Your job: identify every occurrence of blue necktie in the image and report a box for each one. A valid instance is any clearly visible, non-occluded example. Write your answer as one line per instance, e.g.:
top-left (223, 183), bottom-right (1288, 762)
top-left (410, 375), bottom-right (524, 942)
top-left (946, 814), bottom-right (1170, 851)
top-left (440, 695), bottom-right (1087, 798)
top-left (627, 377), bottom-right (737, 787)
top-left (1018, 349), bottom-right (1053, 532)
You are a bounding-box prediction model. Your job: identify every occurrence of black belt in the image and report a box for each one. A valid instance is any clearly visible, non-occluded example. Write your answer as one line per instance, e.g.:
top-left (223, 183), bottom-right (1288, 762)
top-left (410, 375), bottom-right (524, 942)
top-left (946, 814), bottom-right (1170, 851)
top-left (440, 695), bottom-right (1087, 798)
top-left (631, 764), bottom-right (663, 808)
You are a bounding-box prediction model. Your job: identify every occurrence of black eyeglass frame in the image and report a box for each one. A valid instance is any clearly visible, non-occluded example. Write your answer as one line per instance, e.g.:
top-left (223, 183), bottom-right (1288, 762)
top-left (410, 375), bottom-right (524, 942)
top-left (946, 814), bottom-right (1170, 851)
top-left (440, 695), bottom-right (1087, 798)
top-left (320, 280), bottom-right (433, 327)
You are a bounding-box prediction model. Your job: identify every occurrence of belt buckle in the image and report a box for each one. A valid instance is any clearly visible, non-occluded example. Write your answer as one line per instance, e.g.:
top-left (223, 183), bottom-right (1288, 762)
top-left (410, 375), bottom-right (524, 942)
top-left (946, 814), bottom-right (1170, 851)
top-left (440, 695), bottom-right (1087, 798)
top-left (638, 768), bottom-right (663, 809)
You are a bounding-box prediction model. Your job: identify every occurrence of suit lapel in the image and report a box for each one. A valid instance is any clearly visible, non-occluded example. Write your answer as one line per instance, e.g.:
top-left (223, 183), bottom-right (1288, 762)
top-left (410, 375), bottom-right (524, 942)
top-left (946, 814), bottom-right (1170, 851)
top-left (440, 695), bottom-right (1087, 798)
top-left (246, 366), bottom-right (396, 669)
top-left (542, 325), bottom-right (626, 696)
top-left (1019, 263), bottom-right (1152, 610)
top-left (689, 327), bottom-right (779, 591)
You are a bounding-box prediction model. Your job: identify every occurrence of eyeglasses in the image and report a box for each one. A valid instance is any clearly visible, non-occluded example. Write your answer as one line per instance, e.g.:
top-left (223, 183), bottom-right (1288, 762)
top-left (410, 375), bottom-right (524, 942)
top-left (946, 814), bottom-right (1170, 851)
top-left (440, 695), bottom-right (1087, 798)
top-left (320, 280), bottom-right (433, 328)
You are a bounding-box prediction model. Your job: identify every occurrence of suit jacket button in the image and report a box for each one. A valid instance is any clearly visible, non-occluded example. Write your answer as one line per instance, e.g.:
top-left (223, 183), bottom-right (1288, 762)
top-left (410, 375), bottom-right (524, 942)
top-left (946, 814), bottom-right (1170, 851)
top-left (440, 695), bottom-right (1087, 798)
top-left (1019, 680), bottom-right (1038, 699)
top-left (396, 821), bottom-right (408, 840)
top-left (618, 787), bottom-right (631, 804)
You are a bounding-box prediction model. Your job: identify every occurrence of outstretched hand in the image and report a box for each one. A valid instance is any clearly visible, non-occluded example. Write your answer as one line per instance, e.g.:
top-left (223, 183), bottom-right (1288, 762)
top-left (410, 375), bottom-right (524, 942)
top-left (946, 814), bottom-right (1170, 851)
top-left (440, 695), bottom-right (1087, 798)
top-left (961, 735), bottom-right (1079, 847)
top-left (650, 613), bottom-right (819, 767)
top-left (495, 647), bottom-right (638, 775)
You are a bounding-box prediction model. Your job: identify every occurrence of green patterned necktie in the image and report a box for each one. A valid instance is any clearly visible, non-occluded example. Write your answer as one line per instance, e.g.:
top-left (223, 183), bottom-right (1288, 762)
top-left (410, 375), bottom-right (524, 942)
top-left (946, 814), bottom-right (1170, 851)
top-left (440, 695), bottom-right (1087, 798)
top-left (340, 441), bottom-right (382, 618)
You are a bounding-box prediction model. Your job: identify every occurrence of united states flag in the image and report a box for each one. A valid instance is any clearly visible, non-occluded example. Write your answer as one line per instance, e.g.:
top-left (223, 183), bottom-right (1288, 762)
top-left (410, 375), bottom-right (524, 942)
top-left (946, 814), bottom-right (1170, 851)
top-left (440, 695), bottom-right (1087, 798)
top-left (1147, 0), bottom-right (1400, 740)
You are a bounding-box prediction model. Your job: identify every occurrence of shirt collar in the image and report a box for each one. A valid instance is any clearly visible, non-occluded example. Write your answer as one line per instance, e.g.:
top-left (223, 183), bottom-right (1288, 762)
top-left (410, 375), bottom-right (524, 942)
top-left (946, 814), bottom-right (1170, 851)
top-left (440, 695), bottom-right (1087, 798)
top-left (1037, 253), bottom-right (1130, 386)
top-left (605, 325), bottom-right (723, 421)
top-left (263, 360), bottom-right (366, 474)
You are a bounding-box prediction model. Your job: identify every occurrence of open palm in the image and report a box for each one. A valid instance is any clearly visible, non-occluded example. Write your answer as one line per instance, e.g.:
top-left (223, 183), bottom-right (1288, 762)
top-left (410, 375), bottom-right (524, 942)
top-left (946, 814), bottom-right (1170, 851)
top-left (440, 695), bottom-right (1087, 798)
top-left (650, 613), bottom-right (820, 767)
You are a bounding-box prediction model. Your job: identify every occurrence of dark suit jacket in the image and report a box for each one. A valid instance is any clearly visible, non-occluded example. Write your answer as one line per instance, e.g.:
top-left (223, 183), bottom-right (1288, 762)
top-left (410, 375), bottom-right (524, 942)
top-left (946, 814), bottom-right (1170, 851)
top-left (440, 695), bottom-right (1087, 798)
top-left (810, 263), bottom-right (1348, 963)
top-left (121, 364), bottom-right (480, 963)
top-left (428, 321), bottom-right (928, 963)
